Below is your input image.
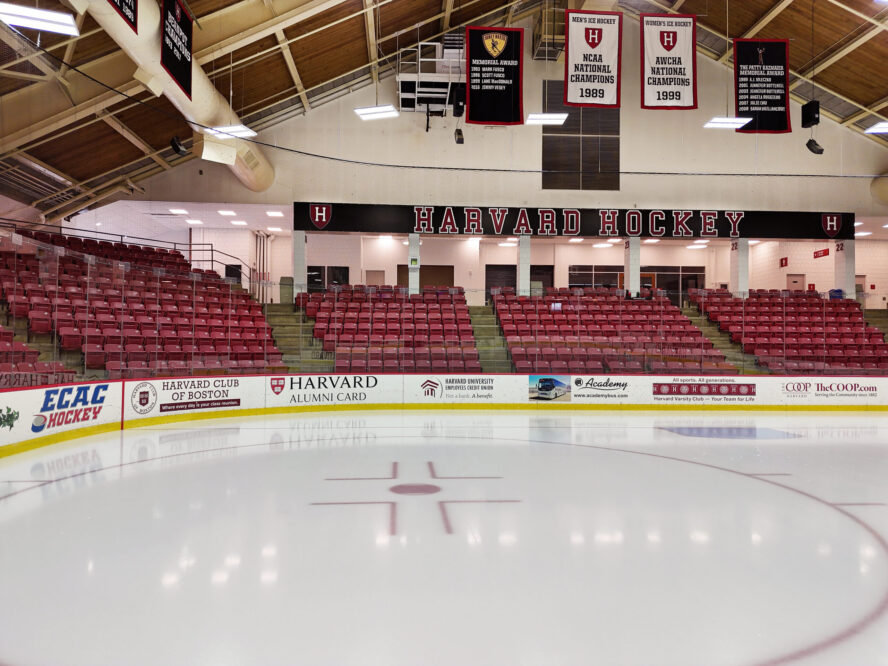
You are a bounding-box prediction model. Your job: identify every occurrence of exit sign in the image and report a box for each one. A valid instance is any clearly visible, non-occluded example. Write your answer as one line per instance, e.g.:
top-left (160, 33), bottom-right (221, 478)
top-left (813, 249), bottom-right (829, 259)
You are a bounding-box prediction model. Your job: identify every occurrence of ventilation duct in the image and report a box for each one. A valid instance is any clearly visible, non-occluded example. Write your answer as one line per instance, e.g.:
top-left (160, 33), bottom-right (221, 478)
top-left (69, 0), bottom-right (274, 192)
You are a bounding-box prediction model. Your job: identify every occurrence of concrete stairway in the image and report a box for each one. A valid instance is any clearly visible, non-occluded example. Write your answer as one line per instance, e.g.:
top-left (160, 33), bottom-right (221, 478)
top-left (681, 305), bottom-right (768, 374)
top-left (470, 305), bottom-right (513, 373)
top-left (264, 304), bottom-right (333, 373)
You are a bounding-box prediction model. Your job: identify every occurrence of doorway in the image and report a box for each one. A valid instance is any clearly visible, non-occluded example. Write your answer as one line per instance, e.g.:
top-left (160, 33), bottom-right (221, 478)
top-left (530, 265), bottom-right (554, 292)
top-left (856, 274), bottom-right (866, 302)
top-left (396, 264), bottom-right (455, 288)
top-left (786, 274), bottom-right (806, 291)
top-left (485, 264), bottom-right (517, 293)
top-left (618, 272), bottom-right (657, 290)
top-left (365, 270), bottom-right (385, 286)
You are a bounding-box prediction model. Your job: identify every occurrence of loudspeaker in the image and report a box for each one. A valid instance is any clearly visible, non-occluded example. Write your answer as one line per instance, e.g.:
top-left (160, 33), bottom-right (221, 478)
top-left (802, 100), bottom-right (820, 128)
top-left (170, 136), bottom-right (188, 156)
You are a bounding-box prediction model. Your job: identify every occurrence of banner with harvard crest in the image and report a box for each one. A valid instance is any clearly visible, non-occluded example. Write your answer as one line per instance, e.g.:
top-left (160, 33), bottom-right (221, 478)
top-left (640, 13), bottom-right (697, 109)
top-left (564, 10), bottom-right (622, 108)
top-left (465, 25), bottom-right (524, 125)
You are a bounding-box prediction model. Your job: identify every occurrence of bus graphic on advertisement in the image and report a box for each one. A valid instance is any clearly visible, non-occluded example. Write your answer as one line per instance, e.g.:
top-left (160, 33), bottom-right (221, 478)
top-left (532, 376), bottom-right (570, 401)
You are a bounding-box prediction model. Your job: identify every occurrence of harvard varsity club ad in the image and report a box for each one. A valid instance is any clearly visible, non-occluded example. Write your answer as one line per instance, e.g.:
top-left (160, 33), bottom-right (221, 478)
top-left (564, 10), bottom-right (622, 108)
top-left (734, 38), bottom-right (791, 133)
top-left (465, 26), bottom-right (523, 125)
top-left (640, 13), bottom-right (697, 110)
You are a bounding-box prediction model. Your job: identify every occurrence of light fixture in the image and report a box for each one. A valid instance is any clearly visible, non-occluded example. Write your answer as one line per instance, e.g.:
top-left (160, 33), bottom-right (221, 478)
top-left (378, 235), bottom-right (392, 241)
top-left (749, 240), bottom-right (761, 244)
top-left (218, 210), bottom-right (236, 216)
top-left (593, 243), bottom-right (611, 248)
top-left (704, 117), bottom-right (753, 129)
top-left (643, 239), bottom-right (660, 244)
top-left (402, 240), bottom-right (409, 245)
top-left (267, 227), bottom-right (283, 232)
top-left (864, 121), bottom-right (888, 134)
top-left (185, 219), bottom-right (203, 225)
top-left (507, 237), bottom-right (518, 242)
top-left (498, 242), bottom-right (517, 247)
top-left (0, 2), bottom-right (79, 35)
top-left (526, 113), bottom-right (568, 125)
top-left (568, 238), bottom-right (584, 243)
top-left (230, 220), bottom-right (247, 226)
top-left (855, 231), bottom-right (872, 236)
top-left (854, 222), bottom-right (863, 226)
top-left (607, 238), bottom-right (621, 243)
top-left (169, 208), bottom-right (188, 214)
top-left (806, 138), bottom-right (824, 154)
top-left (206, 125), bottom-right (257, 139)
top-left (266, 211), bottom-right (284, 217)
top-left (693, 239), bottom-right (710, 244)
top-left (170, 136), bottom-right (188, 156)
top-left (883, 224), bottom-right (888, 228)
top-left (687, 244), bottom-right (707, 250)
top-left (354, 104), bottom-right (399, 120)
top-left (454, 128), bottom-right (464, 144)
top-left (95, 223), bottom-right (102, 227)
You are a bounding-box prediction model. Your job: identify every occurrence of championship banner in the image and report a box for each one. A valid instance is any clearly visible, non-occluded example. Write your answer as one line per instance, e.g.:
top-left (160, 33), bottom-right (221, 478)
top-left (107, 0), bottom-right (137, 33)
top-left (640, 13), bottom-right (697, 109)
top-left (465, 26), bottom-right (523, 125)
top-left (161, 0), bottom-right (192, 99)
top-left (564, 10), bottom-right (622, 108)
top-left (734, 39), bottom-right (791, 133)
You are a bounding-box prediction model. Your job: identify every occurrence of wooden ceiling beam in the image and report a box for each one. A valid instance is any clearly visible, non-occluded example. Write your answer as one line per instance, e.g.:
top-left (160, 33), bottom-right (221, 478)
top-left (824, 0), bottom-right (888, 34)
top-left (717, 0), bottom-right (794, 63)
top-left (442, 0), bottom-right (455, 30)
top-left (275, 29), bottom-right (311, 111)
top-left (0, 69), bottom-right (47, 82)
top-left (58, 14), bottom-right (88, 79)
top-left (671, 0), bottom-right (687, 10)
top-left (0, 28), bottom-right (103, 76)
top-left (0, 24), bottom-right (57, 79)
top-left (363, 0), bottom-right (379, 82)
top-left (842, 96), bottom-right (888, 127)
top-left (789, 17), bottom-right (886, 91)
top-left (98, 112), bottom-right (171, 170)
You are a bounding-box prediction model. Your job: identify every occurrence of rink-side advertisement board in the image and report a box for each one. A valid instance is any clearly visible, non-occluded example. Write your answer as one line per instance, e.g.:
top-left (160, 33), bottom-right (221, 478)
top-left (564, 10), bottom-right (622, 108)
top-left (465, 26), bottom-right (524, 125)
top-left (3, 375), bottom-right (887, 452)
top-left (640, 13), bottom-right (697, 110)
top-left (734, 39), bottom-right (791, 134)
top-left (295, 203), bottom-right (855, 241)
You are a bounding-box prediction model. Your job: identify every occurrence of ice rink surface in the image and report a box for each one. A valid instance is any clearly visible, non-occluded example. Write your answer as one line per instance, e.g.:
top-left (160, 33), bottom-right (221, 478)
top-left (1, 410), bottom-right (887, 666)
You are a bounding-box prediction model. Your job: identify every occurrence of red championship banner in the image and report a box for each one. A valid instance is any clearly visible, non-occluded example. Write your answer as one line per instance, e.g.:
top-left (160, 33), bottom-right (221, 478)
top-left (564, 10), bottom-right (622, 108)
top-left (466, 26), bottom-right (524, 125)
top-left (640, 13), bottom-right (697, 110)
top-left (734, 39), bottom-right (791, 133)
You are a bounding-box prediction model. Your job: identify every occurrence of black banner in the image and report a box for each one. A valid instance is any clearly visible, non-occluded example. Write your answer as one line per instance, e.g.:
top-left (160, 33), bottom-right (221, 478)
top-left (734, 39), bottom-right (791, 133)
top-left (161, 0), bottom-right (192, 99)
top-left (107, 0), bottom-right (137, 33)
top-left (294, 203), bottom-right (854, 241)
top-left (465, 26), bottom-right (523, 125)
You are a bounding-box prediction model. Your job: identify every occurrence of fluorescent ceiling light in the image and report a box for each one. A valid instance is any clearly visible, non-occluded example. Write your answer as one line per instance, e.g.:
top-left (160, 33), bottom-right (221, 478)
top-left (498, 242), bottom-right (517, 247)
top-left (402, 240), bottom-right (409, 245)
top-left (693, 239), bottom-right (710, 244)
top-left (185, 219), bottom-right (203, 225)
top-left (526, 113), bottom-right (568, 125)
top-left (507, 237), bottom-right (518, 242)
top-left (568, 238), bottom-right (584, 243)
top-left (592, 243), bottom-right (612, 248)
top-left (95, 223), bottom-right (102, 227)
top-left (687, 244), bottom-right (706, 249)
top-left (643, 239), bottom-right (660, 244)
top-left (0, 2), bottom-right (79, 35)
top-left (607, 238), bottom-right (621, 243)
top-left (169, 208), bottom-right (188, 215)
top-left (749, 240), bottom-right (761, 244)
top-left (883, 224), bottom-right (888, 228)
top-left (854, 221), bottom-right (863, 226)
top-left (855, 231), bottom-right (872, 236)
top-left (864, 121), bottom-right (888, 134)
top-left (267, 227), bottom-right (283, 232)
top-left (704, 116), bottom-right (753, 129)
top-left (266, 211), bottom-right (284, 217)
top-left (379, 235), bottom-right (393, 241)
top-left (218, 210), bottom-right (236, 216)
top-left (230, 220), bottom-right (247, 226)
top-left (354, 104), bottom-right (399, 120)
top-left (206, 124), bottom-right (257, 139)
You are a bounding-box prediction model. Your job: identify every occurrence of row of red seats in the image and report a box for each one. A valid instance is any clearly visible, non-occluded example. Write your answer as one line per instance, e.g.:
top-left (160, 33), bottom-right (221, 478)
top-left (334, 358), bottom-right (482, 374)
top-left (764, 360), bottom-right (888, 374)
top-left (334, 346), bottom-right (480, 361)
top-left (105, 359), bottom-right (285, 379)
top-left (509, 345), bottom-right (725, 363)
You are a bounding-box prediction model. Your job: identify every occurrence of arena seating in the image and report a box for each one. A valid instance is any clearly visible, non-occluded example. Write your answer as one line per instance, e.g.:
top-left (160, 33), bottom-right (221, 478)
top-left (495, 287), bottom-right (735, 375)
top-left (690, 288), bottom-right (888, 374)
top-left (1, 230), bottom-right (285, 379)
top-left (298, 285), bottom-right (482, 373)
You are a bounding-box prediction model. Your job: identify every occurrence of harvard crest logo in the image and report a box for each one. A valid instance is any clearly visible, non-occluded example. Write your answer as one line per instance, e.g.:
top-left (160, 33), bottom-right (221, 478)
top-left (585, 28), bottom-right (602, 49)
top-left (482, 32), bottom-right (508, 58)
top-left (309, 204), bottom-right (332, 230)
top-left (660, 30), bottom-right (678, 51)
top-left (270, 377), bottom-right (285, 395)
top-left (174, 2), bottom-right (181, 22)
top-left (821, 214), bottom-right (842, 238)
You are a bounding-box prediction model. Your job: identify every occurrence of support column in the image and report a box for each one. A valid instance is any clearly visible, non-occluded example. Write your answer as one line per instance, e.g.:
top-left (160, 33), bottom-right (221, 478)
top-left (408, 233), bottom-right (421, 295)
top-left (623, 237), bottom-right (640, 296)
top-left (292, 230), bottom-right (307, 294)
top-left (518, 236), bottom-right (531, 296)
top-left (729, 238), bottom-right (749, 297)
top-left (834, 238), bottom-right (855, 299)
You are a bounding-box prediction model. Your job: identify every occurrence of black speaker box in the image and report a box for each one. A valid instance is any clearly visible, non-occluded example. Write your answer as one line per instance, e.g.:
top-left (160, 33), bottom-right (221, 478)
top-left (802, 100), bottom-right (820, 128)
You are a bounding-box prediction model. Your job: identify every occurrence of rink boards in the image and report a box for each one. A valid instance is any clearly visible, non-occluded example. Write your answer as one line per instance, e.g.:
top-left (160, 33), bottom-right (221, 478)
top-left (1, 373), bottom-right (886, 453)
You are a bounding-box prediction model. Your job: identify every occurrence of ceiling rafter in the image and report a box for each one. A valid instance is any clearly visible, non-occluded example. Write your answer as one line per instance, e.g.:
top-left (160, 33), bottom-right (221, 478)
top-left (0, 26), bottom-right (103, 77)
top-left (274, 29), bottom-right (311, 111)
top-left (442, 0), bottom-right (455, 30)
top-left (842, 95), bottom-right (888, 127)
top-left (825, 0), bottom-right (888, 34)
top-left (717, 0), bottom-right (794, 63)
top-left (98, 112), bottom-right (171, 170)
top-left (363, 0), bottom-right (379, 82)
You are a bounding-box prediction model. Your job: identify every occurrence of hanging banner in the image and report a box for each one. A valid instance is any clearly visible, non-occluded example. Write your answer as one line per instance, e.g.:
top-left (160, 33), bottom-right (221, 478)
top-left (161, 0), bottom-right (193, 99)
top-left (564, 10), bottom-right (622, 108)
top-left (734, 39), bottom-right (791, 133)
top-left (465, 25), bottom-right (524, 125)
top-left (640, 13), bottom-right (697, 110)
top-left (107, 0), bottom-right (137, 33)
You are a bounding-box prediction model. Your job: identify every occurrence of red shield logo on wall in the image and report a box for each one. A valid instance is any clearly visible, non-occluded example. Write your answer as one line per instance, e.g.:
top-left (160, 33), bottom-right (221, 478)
top-left (270, 377), bottom-right (285, 395)
top-left (309, 204), bottom-right (332, 230)
top-left (821, 214), bottom-right (842, 238)
top-left (660, 30), bottom-right (678, 51)
top-left (585, 28), bottom-right (602, 48)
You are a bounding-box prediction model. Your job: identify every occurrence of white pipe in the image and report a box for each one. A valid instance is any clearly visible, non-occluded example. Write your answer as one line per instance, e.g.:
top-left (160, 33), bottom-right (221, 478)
top-left (74, 0), bottom-right (275, 192)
